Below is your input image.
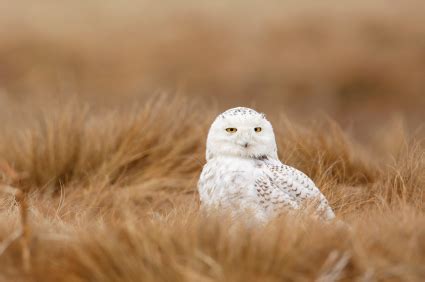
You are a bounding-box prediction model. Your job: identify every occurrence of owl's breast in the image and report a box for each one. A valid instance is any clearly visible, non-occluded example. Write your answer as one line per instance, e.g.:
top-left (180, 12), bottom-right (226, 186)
top-left (198, 158), bottom-right (258, 208)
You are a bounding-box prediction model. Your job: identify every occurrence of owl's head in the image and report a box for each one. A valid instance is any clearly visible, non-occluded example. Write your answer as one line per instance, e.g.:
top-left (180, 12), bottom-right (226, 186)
top-left (206, 107), bottom-right (278, 160)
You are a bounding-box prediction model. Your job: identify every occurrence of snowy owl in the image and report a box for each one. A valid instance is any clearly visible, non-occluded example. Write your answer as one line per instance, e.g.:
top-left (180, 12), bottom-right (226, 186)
top-left (198, 107), bottom-right (335, 223)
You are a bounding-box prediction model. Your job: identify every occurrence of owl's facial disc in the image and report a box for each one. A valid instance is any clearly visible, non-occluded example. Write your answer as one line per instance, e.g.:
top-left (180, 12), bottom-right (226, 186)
top-left (206, 108), bottom-right (278, 160)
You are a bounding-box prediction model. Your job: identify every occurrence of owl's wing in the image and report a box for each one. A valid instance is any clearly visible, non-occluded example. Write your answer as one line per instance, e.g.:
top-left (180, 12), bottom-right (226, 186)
top-left (254, 174), bottom-right (300, 213)
top-left (257, 160), bottom-right (335, 220)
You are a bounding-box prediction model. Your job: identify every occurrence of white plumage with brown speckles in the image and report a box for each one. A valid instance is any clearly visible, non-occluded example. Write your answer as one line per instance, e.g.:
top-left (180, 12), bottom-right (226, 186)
top-left (198, 107), bottom-right (335, 223)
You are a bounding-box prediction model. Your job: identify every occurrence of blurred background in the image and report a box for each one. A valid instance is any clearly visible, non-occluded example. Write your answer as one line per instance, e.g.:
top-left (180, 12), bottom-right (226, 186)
top-left (0, 0), bottom-right (424, 136)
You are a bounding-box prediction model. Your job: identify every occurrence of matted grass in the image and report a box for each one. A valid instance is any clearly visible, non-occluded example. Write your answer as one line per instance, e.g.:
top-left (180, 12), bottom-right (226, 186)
top-left (0, 97), bottom-right (424, 281)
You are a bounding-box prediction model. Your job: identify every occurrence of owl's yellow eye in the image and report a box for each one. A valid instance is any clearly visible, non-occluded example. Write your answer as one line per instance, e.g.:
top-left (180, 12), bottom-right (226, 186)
top-left (226, 128), bottom-right (237, 133)
top-left (254, 127), bottom-right (262, 132)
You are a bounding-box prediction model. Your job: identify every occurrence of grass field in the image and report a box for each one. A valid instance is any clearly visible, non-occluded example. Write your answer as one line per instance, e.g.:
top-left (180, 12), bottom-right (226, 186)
top-left (1, 1), bottom-right (425, 281)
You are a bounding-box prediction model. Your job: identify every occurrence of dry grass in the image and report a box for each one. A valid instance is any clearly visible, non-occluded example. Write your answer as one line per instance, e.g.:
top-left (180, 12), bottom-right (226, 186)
top-left (1, 0), bottom-right (425, 281)
top-left (0, 98), bottom-right (424, 281)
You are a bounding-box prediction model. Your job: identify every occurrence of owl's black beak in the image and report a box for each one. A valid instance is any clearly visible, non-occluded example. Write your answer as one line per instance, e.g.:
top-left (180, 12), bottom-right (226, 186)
top-left (243, 143), bottom-right (249, 148)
